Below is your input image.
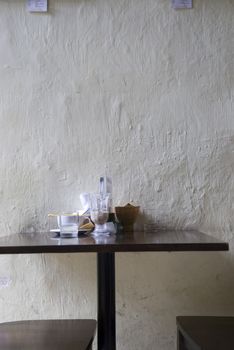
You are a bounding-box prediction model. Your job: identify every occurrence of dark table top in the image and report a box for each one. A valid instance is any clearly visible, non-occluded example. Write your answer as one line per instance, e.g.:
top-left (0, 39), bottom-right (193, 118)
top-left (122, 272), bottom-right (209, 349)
top-left (0, 230), bottom-right (228, 254)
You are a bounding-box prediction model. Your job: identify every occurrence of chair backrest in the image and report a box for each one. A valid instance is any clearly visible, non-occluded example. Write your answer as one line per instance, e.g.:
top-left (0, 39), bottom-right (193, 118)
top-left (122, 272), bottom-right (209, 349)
top-left (177, 316), bottom-right (234, 350)
top-left (0, 319), bottom-right (97, 350)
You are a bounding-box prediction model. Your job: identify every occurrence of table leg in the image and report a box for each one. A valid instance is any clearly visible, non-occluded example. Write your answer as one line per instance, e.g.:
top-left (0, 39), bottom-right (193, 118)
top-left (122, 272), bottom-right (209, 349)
top-left (97, 252), bottom-right (116, 350)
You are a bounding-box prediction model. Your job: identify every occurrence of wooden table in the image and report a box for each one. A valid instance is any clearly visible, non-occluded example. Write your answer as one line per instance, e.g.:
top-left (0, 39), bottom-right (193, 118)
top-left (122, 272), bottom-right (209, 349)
top-left (0, 230), bottom-right (229, 350)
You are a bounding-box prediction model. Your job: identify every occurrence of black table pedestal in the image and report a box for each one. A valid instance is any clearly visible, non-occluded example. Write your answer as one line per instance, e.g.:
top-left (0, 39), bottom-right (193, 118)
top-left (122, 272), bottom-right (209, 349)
top-left (97, 252), bottom-right (116, 350)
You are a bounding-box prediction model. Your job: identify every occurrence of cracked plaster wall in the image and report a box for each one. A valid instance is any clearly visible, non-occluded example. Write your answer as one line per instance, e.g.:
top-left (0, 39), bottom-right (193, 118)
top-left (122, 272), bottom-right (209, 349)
top-left (0, 0), bottom-right (234, 349)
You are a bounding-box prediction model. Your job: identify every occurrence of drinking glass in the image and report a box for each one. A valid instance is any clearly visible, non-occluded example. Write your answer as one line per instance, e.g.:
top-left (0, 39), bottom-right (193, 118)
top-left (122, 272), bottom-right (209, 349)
top-left (90, 193), bottom-right (110, 236)
top-left (58, 213), bottom-right (79, 238)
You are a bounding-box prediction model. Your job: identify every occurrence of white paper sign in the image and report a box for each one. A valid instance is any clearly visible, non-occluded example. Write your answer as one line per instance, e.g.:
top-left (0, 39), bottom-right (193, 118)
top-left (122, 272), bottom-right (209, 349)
top-left (172, 0), bottom-right (193, 9)
top-left (27, 0), bottom-right (48, 12)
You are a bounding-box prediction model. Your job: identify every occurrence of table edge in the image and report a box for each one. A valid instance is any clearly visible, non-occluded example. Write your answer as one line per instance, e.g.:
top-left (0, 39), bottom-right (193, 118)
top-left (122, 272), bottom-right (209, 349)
top-left (0, 242), bottom-right (228, 254)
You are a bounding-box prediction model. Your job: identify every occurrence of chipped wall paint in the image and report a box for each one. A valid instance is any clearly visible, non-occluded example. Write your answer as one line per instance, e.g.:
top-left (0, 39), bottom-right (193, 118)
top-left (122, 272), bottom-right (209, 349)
top-left (0, 0), bottom-right (234, 349)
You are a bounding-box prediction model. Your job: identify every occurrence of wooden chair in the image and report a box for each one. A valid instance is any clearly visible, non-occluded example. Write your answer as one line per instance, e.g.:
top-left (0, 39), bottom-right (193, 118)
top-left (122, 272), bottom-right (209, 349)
top-left (177, 316), bottom-right (234, 350)
top-left (0, 319), bottom-right (96, 350)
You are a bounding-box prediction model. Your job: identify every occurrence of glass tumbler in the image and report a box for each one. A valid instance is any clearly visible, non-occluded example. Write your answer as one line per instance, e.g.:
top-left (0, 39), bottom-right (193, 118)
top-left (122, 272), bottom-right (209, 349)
top-left (58, 213), bottom-right (79, 238)
top-left (90, 193), bottom-right (110, 236)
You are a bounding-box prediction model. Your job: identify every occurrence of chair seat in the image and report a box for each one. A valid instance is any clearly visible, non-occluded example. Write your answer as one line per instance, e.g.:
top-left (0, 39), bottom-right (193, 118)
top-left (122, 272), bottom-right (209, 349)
top-left (177, 316), bottom-right (234, 350)
top-left (0, 319), bottom-right (96, 350)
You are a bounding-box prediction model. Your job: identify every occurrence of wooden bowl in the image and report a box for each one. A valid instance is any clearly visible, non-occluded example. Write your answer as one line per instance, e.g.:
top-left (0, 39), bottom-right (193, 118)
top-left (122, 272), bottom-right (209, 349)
top-left (115, 204), bottom-right (140, 232)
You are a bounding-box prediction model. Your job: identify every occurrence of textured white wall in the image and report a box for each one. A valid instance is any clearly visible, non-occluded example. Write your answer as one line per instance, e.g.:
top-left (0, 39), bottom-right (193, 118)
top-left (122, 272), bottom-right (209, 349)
top-left (0, 0), bottom-right (234, 349)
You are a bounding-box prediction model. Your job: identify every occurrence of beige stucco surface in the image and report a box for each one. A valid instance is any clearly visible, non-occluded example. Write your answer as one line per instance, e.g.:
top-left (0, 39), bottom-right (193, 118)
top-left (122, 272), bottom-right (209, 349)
top-left (0, 0), bottom-right (234, 349)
